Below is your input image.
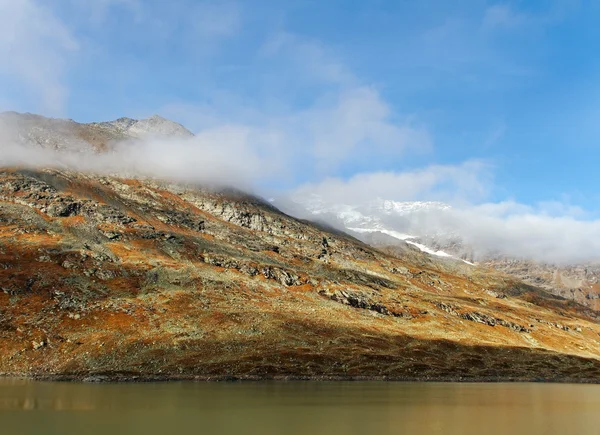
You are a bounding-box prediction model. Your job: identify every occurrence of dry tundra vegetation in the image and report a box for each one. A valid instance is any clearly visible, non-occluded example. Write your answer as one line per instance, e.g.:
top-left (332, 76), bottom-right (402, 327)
top-left (1, 168), bottom-right (600, 382)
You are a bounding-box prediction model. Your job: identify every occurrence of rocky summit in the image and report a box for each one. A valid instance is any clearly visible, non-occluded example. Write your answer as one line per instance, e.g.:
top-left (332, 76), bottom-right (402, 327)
top-left (1, 113), bottom-right (600, 382)
top-left (0, 112), bottom-right (192, 152)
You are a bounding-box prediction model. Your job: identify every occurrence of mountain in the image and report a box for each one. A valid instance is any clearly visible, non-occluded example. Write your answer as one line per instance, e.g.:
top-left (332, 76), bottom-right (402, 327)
top-left (293, 195), bottom-right (600, 309)
top-left (1, 112), bottom-right (600, 382)
top-left (0, 112), bottom-right (193, 152)
top-left (89, 114), bottom-right (194, 139)
top-left (295, 195), bottom-right (463, 260)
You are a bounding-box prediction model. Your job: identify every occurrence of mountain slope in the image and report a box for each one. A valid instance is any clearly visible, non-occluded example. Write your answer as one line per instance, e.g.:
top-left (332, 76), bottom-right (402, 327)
top-left (1, 168), bottom-right (600, 381)
top-left (295, 196), bottom-right (600, 308)
top-left (1, 112), bottom-right (600, 381)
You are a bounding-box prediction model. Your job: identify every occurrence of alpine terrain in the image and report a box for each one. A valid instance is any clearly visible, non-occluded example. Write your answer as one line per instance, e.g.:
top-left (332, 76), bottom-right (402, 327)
top-left (294, 196), bottom-right (600, 310)
top-left (1, 112), bottom-right (600, 382)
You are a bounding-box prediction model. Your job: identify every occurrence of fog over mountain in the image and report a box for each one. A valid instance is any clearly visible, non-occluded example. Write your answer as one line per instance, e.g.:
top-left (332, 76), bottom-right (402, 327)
top-left (287, 193), bottom-right (600, 265)
top-left (0, 112), bottom-right (280, 188)
top-left (2, 110), bottom-right (600, 266)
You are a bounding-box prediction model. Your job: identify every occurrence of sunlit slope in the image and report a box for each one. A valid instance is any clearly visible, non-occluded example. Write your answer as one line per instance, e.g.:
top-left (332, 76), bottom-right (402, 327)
top-left (0, 169), bottom-right (600, 381)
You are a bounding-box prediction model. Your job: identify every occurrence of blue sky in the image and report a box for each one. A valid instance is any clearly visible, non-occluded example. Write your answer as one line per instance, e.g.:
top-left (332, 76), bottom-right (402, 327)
top-left (1, 0), bottom-right (600, 217)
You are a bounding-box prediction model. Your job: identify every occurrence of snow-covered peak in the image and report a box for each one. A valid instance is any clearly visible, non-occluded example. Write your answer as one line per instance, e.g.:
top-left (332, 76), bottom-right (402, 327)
top-left (291, 194), bottom-right (470, 264)
top-left (376, 199), bottom-right (451, 215)
top-left (297, 195), bottom-right (451, 230)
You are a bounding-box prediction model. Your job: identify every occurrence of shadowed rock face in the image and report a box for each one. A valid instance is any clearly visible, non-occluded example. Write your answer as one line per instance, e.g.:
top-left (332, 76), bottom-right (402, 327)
top-left (1, 168), bottom-right (600, 381)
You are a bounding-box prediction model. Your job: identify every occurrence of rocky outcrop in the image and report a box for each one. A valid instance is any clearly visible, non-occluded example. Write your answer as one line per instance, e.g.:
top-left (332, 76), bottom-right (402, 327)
top-left (320, 289), bottom-right (409, 318)
top-left (435, 302), bottom-right (531, 333)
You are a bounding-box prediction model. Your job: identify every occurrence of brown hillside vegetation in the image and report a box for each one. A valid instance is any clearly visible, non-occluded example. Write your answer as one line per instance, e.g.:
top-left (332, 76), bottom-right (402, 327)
top-left (1, 168), bottom-right (600, 381)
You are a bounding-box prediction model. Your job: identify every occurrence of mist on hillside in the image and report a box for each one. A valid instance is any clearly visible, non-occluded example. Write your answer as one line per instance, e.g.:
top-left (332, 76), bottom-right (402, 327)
top-left (1, 111), bottom-right (600, 266)
top-left (0, 113), bottom-right (281, 188)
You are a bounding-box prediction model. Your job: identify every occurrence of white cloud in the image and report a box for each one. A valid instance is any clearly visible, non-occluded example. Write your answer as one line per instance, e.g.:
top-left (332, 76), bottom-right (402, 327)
top-left (305, 87), bottom-right (431, 169)
top-left (158, 86), bottom-right (430, 181)
top-left (293, 160), bottom-right (490, 205)
top-left (108, 125), bottom-right (282, 185)
top-left (0, 124), bottom-right (284, 189)
top-left (0, 0), bottom-right (77, 114)
top-left (433, 206), bottom-right (600, 264)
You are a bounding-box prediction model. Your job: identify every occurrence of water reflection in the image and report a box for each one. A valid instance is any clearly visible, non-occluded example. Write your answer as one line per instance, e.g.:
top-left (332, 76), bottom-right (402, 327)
top-left (1, 380), bottom-right (600, 435)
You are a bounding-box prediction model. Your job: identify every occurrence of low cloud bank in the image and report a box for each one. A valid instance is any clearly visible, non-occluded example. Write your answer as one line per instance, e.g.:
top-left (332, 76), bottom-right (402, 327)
top-left (405, 206), bottom-right (600, 264)
top-left (0, 135), bottom-right (275, 189)
top-left (290, 172), bottom-right (600, 265)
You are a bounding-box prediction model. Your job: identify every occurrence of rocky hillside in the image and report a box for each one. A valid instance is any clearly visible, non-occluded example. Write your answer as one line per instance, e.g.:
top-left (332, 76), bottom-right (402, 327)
top-left (1, 112), bottom-right (600, 381)
top-left (482, 259), bottom-right (600, 309)
top-left (1, 168), bottom-right (600, 381)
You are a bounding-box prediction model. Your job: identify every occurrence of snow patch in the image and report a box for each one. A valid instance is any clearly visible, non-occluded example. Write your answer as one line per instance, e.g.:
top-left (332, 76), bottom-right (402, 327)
top-left (294, 194), bottom-right (474, 266)
top-left (348, 227), bottom-right (415, 241)
top-left (348, 227), bottom-right (474, 265)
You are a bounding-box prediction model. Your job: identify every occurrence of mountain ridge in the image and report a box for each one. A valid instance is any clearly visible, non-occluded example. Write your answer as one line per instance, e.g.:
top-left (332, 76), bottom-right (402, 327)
top-left (0, 111), bottom-right (193, 153)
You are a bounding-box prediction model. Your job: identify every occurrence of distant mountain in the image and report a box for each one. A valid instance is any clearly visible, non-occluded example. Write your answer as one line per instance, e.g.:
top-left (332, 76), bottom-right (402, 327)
top-left (294, 195), bottom-right (464, 260)
top-left (292, 195), bottom-right (600, 309)
top-left (89, 114), bottom-right (193, 139)
top-left (0, 111), bottom-right (193, 152)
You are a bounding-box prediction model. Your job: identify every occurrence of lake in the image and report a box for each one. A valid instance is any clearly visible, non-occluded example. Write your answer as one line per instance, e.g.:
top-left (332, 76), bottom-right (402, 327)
top-left (1, 379), bottom-right (600, 434)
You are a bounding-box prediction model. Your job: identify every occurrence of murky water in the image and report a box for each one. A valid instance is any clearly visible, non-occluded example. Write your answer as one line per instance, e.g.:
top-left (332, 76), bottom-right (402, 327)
top-left (1, 379), bottom-right (600, 434)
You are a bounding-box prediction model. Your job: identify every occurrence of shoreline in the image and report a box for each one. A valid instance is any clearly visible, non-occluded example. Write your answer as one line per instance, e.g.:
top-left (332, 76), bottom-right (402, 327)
top-left (3, 373), bottom-right (600, 384)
